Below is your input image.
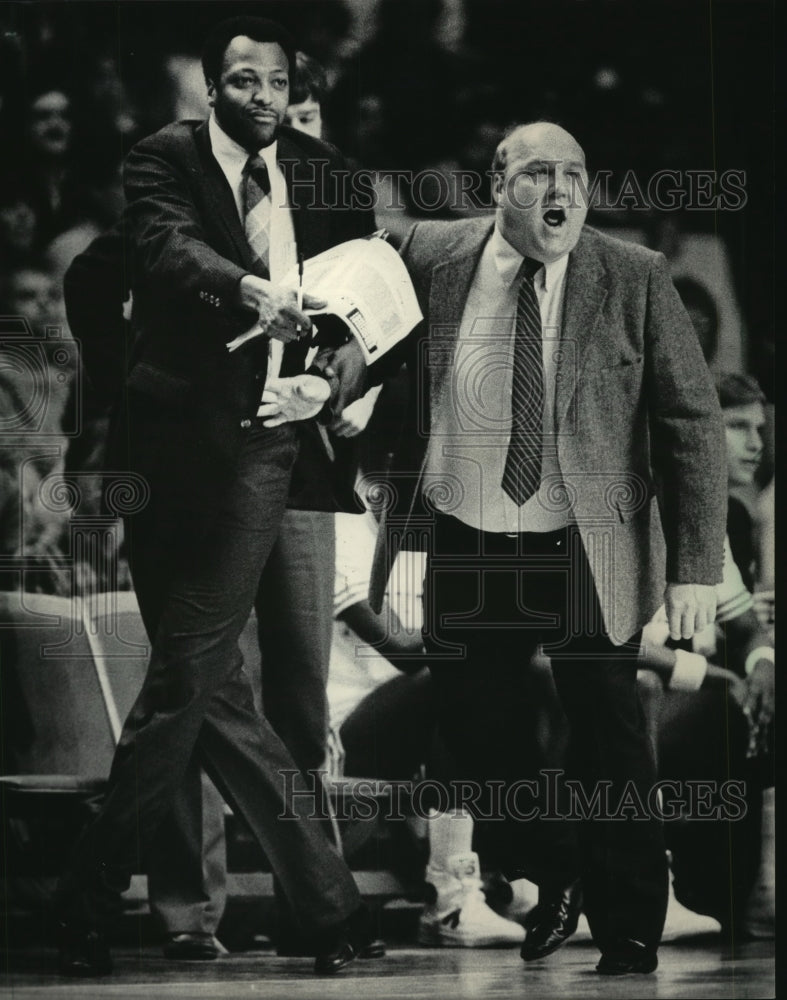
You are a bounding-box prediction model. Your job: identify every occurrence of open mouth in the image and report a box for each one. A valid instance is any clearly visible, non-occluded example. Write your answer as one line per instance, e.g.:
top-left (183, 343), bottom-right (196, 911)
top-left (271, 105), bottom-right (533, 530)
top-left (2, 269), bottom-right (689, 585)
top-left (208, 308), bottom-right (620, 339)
top-left (543, 207), bottom-right (566, 228)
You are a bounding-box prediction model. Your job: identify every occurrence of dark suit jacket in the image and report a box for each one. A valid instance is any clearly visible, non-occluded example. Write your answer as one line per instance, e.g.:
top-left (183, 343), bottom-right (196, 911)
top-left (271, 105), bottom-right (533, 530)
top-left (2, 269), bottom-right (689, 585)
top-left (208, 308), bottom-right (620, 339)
top-left (370, 218), bottom-right (727, 644)
top-left (67, 120), bottom-right (374, 512)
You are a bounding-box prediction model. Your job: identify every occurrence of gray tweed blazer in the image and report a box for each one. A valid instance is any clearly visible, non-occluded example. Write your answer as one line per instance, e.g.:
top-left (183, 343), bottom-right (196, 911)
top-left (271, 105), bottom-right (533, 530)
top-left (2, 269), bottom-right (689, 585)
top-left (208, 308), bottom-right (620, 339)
top-left (370, 218), bottom-right (726, 644)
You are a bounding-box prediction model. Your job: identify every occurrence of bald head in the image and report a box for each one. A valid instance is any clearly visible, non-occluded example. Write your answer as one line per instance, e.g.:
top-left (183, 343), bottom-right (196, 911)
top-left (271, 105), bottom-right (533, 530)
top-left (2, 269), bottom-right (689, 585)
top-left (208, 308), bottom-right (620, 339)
top-left (492, 121), bottom-right (588, 263)
top-left (492, 122), bottom-right (585, 176)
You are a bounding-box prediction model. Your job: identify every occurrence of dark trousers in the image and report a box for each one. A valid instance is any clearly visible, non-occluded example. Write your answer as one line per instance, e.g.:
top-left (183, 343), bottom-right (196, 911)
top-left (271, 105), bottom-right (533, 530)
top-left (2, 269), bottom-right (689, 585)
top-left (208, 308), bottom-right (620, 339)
top-left (340, 669), bottom-right (438, 781)
top-left (61, 422), bottom-right (359, 933)
top-left (423, 512), bottom-right (667, 950)
top-left (657, 687), bottom-right (763, 931)
top-left (146, 509), bottom-right (337, 935)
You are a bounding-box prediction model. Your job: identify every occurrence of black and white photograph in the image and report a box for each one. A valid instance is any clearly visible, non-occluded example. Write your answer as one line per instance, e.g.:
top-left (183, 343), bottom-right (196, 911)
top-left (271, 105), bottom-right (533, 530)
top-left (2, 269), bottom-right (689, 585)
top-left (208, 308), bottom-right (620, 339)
top-left (0, 1), bottom-right (775, 997)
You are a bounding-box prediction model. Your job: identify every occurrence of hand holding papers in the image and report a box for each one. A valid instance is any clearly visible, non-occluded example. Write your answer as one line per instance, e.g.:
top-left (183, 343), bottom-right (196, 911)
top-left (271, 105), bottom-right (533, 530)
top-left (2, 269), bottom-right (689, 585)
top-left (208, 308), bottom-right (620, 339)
top-left (228, 234), bottom-right (423, 361)
top-left (235, 274), bottom-right (323, 344)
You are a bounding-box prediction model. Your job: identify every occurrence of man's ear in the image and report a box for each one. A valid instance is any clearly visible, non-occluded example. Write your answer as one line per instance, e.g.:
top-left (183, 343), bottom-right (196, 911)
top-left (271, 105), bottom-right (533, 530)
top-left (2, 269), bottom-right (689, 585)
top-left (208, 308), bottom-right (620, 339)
top-left (492, 171), bottom-right (504, 205)
top-left (206, 80), bottom-right (216, 107)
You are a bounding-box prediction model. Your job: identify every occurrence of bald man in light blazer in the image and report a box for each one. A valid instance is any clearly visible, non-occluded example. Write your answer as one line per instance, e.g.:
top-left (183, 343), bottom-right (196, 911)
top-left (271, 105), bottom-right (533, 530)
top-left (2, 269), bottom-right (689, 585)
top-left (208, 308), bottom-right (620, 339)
top-left (370, 122), bottom-right (726, 976)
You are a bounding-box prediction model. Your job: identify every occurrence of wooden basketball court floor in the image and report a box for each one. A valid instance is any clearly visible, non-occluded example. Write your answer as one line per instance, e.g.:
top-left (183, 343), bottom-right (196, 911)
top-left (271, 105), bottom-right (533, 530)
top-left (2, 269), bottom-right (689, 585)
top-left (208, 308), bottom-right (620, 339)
top-left (2, 936), bottom-right (775, 999)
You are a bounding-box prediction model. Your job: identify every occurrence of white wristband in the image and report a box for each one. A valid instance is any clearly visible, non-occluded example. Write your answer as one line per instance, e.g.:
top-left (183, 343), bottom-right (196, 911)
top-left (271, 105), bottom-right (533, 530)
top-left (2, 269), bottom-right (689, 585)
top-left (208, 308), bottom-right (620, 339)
top-left (669, 649), bottom-right (708, 691)
top-left (744, 646), bottom-right (774, 676)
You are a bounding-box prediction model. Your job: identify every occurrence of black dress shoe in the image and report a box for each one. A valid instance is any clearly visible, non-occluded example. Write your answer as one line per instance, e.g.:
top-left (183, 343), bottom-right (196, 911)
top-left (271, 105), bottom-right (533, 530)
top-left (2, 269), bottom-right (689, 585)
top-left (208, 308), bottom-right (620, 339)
top-left (163, 933), bottom-right (220, 960)
top-left (313, 905), bottom-right (386, 974)
top-left (596, 938), bottom-right (658, 975)
top-left (57, 920), bottom-right (112, 977)
top-left (520, 881), bottom-right (582, 961)
top-left (55, 866), bottom-right (121, 978)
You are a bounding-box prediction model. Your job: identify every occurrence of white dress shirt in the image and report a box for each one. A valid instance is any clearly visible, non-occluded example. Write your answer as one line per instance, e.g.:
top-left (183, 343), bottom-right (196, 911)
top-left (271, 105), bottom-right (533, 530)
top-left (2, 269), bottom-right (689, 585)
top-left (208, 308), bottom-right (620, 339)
top-left (208, 112), bottom-right (298, 382)
top-left (425, 226), bottom-right (571, 533)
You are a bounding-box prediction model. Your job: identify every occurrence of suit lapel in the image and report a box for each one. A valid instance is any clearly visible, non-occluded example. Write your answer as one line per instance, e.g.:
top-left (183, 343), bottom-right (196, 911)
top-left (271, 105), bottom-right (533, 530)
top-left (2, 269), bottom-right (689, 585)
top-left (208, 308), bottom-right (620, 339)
top-left (428, 221), bottom-right (492, 412)
top-left (194, 122), bottom-right (256, 270)
top-left (556, 230), bottom-right (608, 427)
top-left (195, 124), bottom-right (316, 267)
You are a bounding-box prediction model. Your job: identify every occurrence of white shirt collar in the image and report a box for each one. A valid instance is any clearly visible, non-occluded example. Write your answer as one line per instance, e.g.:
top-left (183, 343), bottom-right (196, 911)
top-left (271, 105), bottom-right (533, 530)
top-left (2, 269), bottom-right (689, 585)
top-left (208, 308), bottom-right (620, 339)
top-left (208, 111), bottom-right (279, 170)
top-left (491, 225), bottom-right (569, 292)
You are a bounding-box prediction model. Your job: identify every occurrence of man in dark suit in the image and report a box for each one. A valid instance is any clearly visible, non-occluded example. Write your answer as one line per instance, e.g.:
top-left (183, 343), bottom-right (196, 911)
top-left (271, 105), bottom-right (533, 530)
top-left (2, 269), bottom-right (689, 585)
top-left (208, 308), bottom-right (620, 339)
top-left (56, 17), bottom-right (377, 977)
top-left (370, 122), bottom-right (726, 975)
top-left (64, 222), bottom-right (355, 961)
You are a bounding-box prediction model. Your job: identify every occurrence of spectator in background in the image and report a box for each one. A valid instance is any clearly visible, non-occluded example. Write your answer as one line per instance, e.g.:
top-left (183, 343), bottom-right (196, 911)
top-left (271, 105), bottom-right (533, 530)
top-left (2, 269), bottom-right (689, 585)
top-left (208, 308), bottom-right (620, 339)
top-left (630, 370), bottom-right (775, 940)
top-left (639, 541), bottom-right (774, 940)
top-left (13, 85), bottom-right (80, 243)
top-left (1, 79), bottom-right (120, 253)
top-left (719, 373), bottom-right (768, 592)
top-left (284, 51), bottom-right (327, 139)
top-left (0, 263), bottom-right (75, 467)
top-left (0, 190), bottom-right (40, 268)
top-left (0, 262), bottom-right (87, 493)
top-left (0, 262), bottom-right (84, 594)
top-left (718, 369), bottom-right (774, 665)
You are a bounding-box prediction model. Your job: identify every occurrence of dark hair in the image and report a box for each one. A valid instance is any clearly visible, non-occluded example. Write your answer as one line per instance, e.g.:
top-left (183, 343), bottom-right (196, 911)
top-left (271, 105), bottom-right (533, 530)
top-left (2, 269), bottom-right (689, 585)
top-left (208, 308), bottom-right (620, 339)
top-left (290, 51), bottom-right (328, 106)
top-left (201, 17), bottom-right (296, 85)
top-left (718, 372), bottom-right (766, 409)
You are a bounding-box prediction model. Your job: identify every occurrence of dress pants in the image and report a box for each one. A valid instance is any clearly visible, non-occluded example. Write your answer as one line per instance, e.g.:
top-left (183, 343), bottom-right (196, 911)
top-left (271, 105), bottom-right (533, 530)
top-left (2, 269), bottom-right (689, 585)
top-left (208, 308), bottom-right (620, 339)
top-left (657, 686), bottom-right (763, 931)
top-left (340, 670), bottom-right (437, 781)
top-left (61, 420), bottom-right (359, 933)
top-left (147, 509), bottom-right (336, 935)
top-left (423, 512), bottom-right (668, 950)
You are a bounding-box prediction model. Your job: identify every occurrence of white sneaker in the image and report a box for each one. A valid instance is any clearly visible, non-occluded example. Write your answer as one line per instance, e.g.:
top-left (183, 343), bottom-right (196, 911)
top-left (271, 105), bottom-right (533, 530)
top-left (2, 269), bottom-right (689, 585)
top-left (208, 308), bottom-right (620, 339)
top-left (661, 882), bottom-right (721, 941)
top-left (418, 852), bottom-right (525, 947)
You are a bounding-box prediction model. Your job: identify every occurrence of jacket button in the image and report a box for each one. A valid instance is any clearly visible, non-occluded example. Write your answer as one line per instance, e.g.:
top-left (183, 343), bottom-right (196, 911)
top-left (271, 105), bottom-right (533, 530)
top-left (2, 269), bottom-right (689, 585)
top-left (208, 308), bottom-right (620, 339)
top-left (240, 418), bottom-right (251, 428)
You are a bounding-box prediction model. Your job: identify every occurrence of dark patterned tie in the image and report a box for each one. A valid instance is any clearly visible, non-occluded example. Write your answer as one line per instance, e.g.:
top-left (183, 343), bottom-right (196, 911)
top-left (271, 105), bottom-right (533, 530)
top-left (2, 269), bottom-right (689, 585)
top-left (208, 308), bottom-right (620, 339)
top-left (502, 257), bottom-right (544, 505)
top-left (242, 154), bottom-right (272, 274)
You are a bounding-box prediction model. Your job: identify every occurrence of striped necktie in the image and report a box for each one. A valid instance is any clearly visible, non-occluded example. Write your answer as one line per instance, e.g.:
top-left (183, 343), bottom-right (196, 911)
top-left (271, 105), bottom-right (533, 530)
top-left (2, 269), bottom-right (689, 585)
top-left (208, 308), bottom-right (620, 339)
top-left (501, 257), bottom-right (544, 506)
top-left (242, 154), bottom-right (271, 275)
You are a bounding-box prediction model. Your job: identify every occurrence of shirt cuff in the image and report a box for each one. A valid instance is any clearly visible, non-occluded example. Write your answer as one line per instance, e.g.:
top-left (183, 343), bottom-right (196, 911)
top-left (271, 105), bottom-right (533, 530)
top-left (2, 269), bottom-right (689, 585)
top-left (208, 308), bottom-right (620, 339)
top-left (669, 649), bottom-right (708, 691)
top-left (744, 646), bottom-right (774, 676)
